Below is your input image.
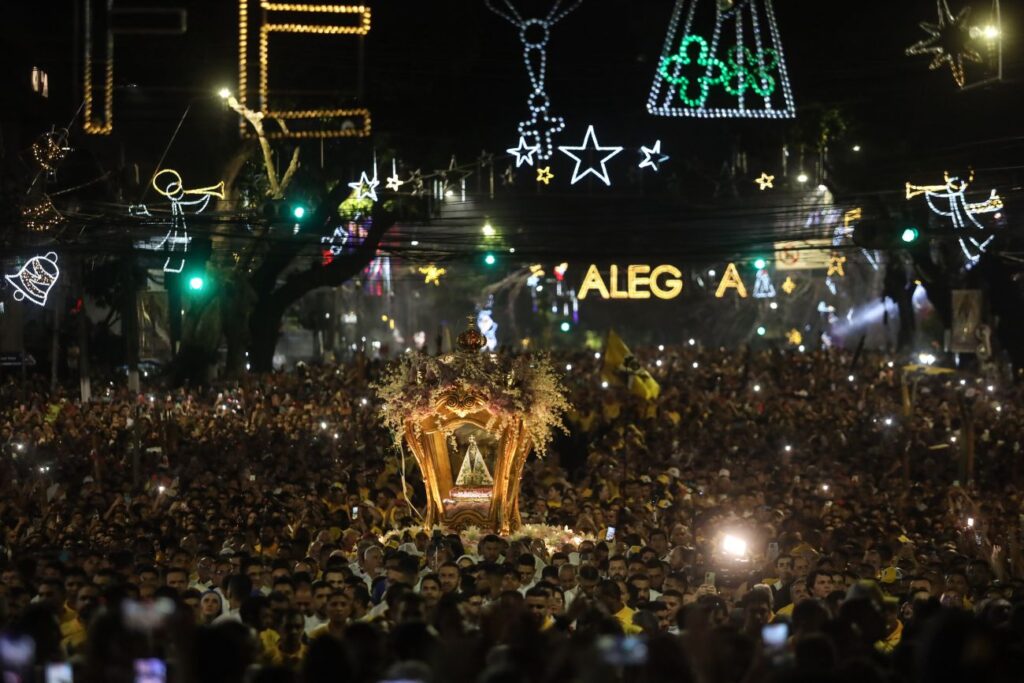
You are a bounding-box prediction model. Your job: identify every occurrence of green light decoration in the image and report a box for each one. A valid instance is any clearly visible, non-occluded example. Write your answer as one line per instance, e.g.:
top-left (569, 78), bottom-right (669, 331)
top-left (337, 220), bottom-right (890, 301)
top-left (648, 0), bottom-right (796, 119)
top-left (188, 275), bottom-right (205, 291)
top-left (901, 227), bottom-right (920, 244)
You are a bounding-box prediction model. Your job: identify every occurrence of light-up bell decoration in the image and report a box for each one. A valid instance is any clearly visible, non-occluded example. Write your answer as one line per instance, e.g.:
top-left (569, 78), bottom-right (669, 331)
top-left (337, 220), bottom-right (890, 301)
top-left (6, 252), bottom-right (60, 306)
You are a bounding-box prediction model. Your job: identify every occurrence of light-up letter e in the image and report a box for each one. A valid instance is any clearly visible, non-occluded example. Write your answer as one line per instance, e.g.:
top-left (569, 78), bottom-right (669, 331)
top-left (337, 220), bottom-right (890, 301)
top-left (238, 1), bottom-right (372, 139)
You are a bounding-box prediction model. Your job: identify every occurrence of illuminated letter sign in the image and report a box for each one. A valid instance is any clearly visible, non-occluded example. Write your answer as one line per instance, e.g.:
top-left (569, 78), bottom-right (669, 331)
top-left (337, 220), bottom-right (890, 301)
top-left (238, 1), bottom-right (371, 139)
top-left (714, 262), bottom-right (748, 298)
top-left (578, 264), bottom-right (683, 300)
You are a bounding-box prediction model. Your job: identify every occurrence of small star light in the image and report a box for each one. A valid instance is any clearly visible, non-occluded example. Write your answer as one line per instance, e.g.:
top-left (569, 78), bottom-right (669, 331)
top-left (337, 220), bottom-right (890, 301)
top-left (638, 140), bottom-right (670, 171)
top-left (507, 136), bottom-right (540, 167)
top-left (781, 276), bottom-right (796, 294)
top-left (558, 125), bottom-right (623, 186)
top-left (418, 265), bottom-right (446, 286)
top-left (536, 166), bottom-right (554, 185)
top-left (385, 159), bottom-right (403, 192)
top-left (755, 172), bottom-right (775, 190)
top-left (348, 170), bottom-right (379, 202)
top-left (906, 0), bottom-right (982, 88)
top-left (787, 329), bottom-right (803, 346)
top-left (826, 254), bottom-right (847, 277)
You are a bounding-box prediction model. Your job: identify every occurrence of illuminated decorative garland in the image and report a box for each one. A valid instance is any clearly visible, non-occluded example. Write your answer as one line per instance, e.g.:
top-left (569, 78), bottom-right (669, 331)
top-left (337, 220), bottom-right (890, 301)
top-left (507, 136), bottom-right (540, 167)
top-left (485, 0), bottom-right (581, 160)
top-left (906, 172), bottom-right (1002, 265)
top-left (239, 1), bottom-right (372, 138)
top-left (385, 159), bottom-right (404, 192)
top-left (22, 197), bottom-right (64, 233)
top-left (418, 264), bottom-right (446, 286)
top-left (638, 140), bottom-right (670, 171)
top-left (150, 169), bottom-right (225, 273)
top-left (781, 276), bottom-right (796, 294)
top-left (558, 125), bottom-right (623, 186)
top-left (754, 172), bottom-right (774, 190)
top-left (905, 0), bottom-right (981, 88)
top-left (826, 254), bottom-right (846, 277)
top-left (647, 0), bottom-right (796, 119)
top-left (752, 268), bottom-right (775, 298)
top-left (536, 166), bottom-right (554, 184)
top-left (5, 253), bottom-right (60, 307)
top-left (321, 225), bottom-right (349, 257)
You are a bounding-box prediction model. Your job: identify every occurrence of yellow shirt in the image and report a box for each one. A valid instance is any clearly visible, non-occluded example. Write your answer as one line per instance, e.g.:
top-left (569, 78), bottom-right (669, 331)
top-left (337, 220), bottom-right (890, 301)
top-left (265, 643), bottom-right (307, 668)
top-left (774, 603), bottom-right (795, 619)
top-left (614, 606), bottom-right (643, 635)
top-left (61, 619), bottom-right (87, 654)
top-left (876, 620), bottom-right (903, 654)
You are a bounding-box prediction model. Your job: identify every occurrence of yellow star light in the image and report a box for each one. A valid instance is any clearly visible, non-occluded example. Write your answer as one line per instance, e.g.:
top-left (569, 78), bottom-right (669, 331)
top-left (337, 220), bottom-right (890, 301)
top-left (754, 172), bottom-right (775, 190)
top-left (905, 0), bottom-right (982, 88)
top-left (826, 254), bottom-right (847, 277)
top-left (787, 329), bottom-right (803, 346)
top-left (536, 166), bottom-right (554, 185)
top-left (781, 276), bottom-right (796, 294)
top-left (417, 265), bottom-right (446, 286)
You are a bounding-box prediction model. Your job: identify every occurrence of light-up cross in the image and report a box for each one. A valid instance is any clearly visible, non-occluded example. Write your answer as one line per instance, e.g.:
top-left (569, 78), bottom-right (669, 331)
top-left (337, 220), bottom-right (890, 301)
top-left (485, 0), bottom-right (582, 160)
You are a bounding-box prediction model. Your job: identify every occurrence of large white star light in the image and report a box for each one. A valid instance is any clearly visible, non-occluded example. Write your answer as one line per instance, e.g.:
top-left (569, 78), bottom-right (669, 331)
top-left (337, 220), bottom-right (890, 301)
top-left (348, 170), bottom-right (379, 202)
top-left (558, 125), bottom-right (623, 186)
top-left (638, 140), bottom-right (669, 171)
top-left (507, 136), bottom-right (540, 167)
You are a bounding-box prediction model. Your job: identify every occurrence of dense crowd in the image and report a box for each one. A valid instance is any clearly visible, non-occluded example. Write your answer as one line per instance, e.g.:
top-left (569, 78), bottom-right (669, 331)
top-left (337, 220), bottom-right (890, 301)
top-left (2, 346), bottom-right (1024, 683)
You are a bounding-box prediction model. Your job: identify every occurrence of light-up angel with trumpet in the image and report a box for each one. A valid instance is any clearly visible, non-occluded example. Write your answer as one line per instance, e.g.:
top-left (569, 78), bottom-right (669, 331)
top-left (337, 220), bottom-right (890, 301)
top-left (906, 171), bottom-right (1002, 266)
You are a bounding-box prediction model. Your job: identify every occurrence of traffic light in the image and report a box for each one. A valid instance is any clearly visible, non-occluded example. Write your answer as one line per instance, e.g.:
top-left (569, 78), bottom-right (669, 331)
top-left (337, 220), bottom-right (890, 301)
top-left (484, 252), bottom-right (497, 266)
top-left (559, 321), bottom-right (571, 333)
top-left (183, 237), bottom-right (212, 296)
top-left (753, 257), bottom-right (767, 270)
top-left (852, 217), bottom-right (923, 249)
top-left (263, 199), bottom-right (313, 225)
top-left (188, 275), bottom-right (205, 291)
top-left (292, 205), bottom-right (307, 220)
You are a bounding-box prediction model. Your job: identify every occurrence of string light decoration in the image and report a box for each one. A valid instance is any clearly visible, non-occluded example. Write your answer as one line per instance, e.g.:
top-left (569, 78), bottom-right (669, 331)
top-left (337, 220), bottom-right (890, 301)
top-left (407, 169), bottom-right (426, 197)
top-left (385, 159), bottom-right (404, 192)
top-left (714, 262), bottom-right (748, 298)
top-left (239, 0), bottom-right (372, 138)
top-left (638, 140), bottom-right (670, 171)
top-left (83, 0), bottom-right (113, 134)
top-left (752, 268), bottom-right (775, 298)
top-left (786, 329), bottom-right (803, 345)
top-left (150, 169), bottom-right (225, 274)
top-left (418, 265), bottom-right (446, 286)
top-left (536, 166), bottom-right (554, 184)
top-left (826, 254), bottom-right (846, 277)
top-left (5, 252), bottom-right (60, 307)
top-left (754, 172), bottom-right (774, 190)
top-left (906, 172), bottom-right (1002, 265)
top-left (348, 169), bottom-right (380, 202)
top-left (906, 0), bottom-right (981, 88)
top-left (31, 131), bottom-right (69, 172)
top-left (558, 125), bottom-right (623, 186)
top-left (21, 197), bottom-right (64, 232)
top-left (647, 0), bottom-right (796, 119)
top-left (781, 275), bottom-right (796, 294)
top-left (507, 136), bottom-right (540, 167)
top-left (320, 225), bottom-right (349, 257)
top-left (484, 0), bottom-right (581, 160)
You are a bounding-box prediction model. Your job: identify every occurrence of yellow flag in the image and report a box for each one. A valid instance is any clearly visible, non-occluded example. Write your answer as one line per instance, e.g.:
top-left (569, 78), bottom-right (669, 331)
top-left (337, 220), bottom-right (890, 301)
top-left (602, 330), bottom-right (660, 400)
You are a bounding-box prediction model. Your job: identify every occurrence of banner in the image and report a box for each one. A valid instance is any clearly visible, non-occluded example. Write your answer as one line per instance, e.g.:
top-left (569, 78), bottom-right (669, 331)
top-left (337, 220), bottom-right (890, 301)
top-left (602, 330), bottom-right (660, 401)
top-left (774, 239), bottom-right (833, 270)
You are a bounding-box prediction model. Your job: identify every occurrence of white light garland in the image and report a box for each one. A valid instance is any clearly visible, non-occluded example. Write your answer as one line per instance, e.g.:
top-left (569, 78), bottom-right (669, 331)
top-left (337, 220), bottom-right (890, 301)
top-left (151, 169), bottom-right (224, 274)
top-left (558, 125), bottom-right (623, 186)
top-left (638, 140), bottom-right (670, 171)
top-left (647, 0), bottom-right (796, 119)
top-left (485, 0), bottom-right (582, 160)
top-left (349, 169), bottom-right (379, 202)
top-left (5, 252), bottom-right (60, 307)
top-left (320, 225), bottom-right (349, 256)
top-left (752, 268), bottom-right (775, 298)
top-left (906, 172), bottom-right (1002, 266)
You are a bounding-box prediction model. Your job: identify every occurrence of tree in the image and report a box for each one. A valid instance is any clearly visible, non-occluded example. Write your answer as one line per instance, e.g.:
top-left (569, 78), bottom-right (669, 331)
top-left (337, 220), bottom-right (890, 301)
top-left (170, 95), bottom-right (396, 381)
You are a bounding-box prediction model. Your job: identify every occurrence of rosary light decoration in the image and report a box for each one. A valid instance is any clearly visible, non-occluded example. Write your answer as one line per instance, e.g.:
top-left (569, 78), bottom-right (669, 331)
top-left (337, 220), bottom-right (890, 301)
top-left (648, 0), bottom-right (796, 119)
top-left (150, 169), bottom-right (225, 274)
top-left (485, 0), bottom-right (582, 160)
top-left (906, 172), bottom-right (1002, 265)
top-left (5, 252), bottom-right (60, 307)
top-left (906, 0), bottom-right (981, 88)
top-left (558, 125), bottom-right (623, 186)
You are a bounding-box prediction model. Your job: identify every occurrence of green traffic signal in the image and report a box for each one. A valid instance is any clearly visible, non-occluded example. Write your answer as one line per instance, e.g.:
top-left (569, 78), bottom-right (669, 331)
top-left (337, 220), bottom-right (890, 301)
top-left (188, 276), bottom-right (205, 291)
top-left (753, 257), bottom-right (767, 270)
top-left (292, 205), bottom-right (307, 220)
top-left (560, 321), bottom-right (571, 333)
top-left (900, 227), bottom-right (920, 243)
top-left (484, 253), bottom-right (497, 266)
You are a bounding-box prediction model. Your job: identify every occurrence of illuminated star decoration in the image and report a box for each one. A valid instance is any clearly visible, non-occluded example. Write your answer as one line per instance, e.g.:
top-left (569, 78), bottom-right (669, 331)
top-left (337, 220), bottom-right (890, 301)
top-left (638, 140), bottom-right (669, 171)
top-left (418, 265), bottom-right (446, 286)
top-left (407, 169), bottom-right (425, 196)
top-left (507, 136), bottom-right (540, 167)
top-left (787, 329), bottom-right (803, 345)
top-left (558, 125), bottom-right (623, 186)
top-left (826, 254), bottom-right (847, 277)
top-left (906, 0), bottom-right (982, 88)
top-left (536, 166), bottom-right (554, 185)
top-left (755, 172), bottom-right (775, 190)
top-left (781, 276), bottom-right (796, 294)
top-left (385, 159), bottom-right (403, 192)
top-left (348, 170), bottom-right (379, 202)
top-left (320, 225), bottom-right (349, 257)
top-left (439, 156), bottom-right (471, 197)
top-left (502, 166), bottom-right (515, 186)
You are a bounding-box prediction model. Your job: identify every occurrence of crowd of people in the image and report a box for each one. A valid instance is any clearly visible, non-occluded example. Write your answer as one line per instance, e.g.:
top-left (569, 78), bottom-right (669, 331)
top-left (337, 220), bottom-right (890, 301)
top-left (2, 345), bottom-right (1024, 683)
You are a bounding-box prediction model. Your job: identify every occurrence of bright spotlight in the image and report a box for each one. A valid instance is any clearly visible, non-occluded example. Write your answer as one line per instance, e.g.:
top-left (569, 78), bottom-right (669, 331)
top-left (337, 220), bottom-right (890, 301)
top-left (722, 535), bottom-right (748, 557)
top-left (796, 173), bottom-right (809, 183)
top-left (218, 87), bottom-right (231, 99)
